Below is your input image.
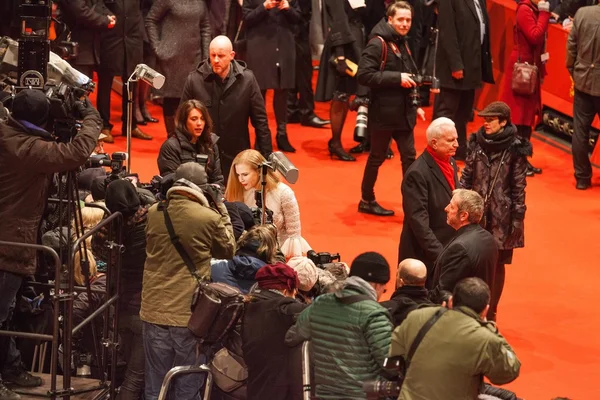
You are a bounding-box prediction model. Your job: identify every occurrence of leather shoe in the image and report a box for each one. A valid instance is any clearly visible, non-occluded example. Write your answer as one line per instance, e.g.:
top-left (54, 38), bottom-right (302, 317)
top-left (349, 142), bottom-right (369, 154)
top-left (576, 180), bottom-right (591, 190)
top-left (144, 116), bottom-right (159, 123)
top-left (100, 128), bottom-right (114, 143)
top-left (527, 160), bottom-right (542, 174)
top-left (358, 200), bottom-right (395, 216)
top-left (131, 127), bottom-right (153, 140)
top-left (526, 168), bottom-right (535, 177)
top-left (301, 115), bottom-right (330, 128)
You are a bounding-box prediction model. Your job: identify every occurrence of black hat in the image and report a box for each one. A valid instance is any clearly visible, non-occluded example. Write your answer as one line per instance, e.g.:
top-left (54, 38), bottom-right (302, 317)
top-left (224, 201), bottom-right (245, 240)
top-left (12, 89), bottom-right (50, 127)
top-left (350, 252), bottom-right (390, 284)
top-left (174, 162), bottom-right (208, 187)
top-left (91, 176), bottom-right (107, 201)
top-left (478, 101), bottom-right (511, 121)
top-left (235, 202), bottom-right (255, 231)
top-left (105, 179), bottom-right (140, 217)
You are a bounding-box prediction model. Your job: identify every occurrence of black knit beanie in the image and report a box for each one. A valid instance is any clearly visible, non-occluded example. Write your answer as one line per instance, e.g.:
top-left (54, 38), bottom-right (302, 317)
top-left (12, 89), bottom-right (50, 127)
top-left (105, 179), bottom-right (140, 217)
top-left (350, 252), bottom-right (390, 284)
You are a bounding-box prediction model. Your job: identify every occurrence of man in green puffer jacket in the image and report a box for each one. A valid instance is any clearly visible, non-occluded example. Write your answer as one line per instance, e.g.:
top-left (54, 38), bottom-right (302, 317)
top-left (286, 252), bottom-right (393, 399)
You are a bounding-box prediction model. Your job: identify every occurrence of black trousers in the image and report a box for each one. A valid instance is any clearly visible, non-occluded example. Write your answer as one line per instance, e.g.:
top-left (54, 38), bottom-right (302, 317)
top-left (288, 32), bottom-right (315, 118)
top-left (361, 128), bottom-right (416, 201)
top-left (572, 89), bottom-right (600, 182)
top-left (97, 71), bottom-right (138, 131)
top-left (433, 87), bottom-right (475, 158)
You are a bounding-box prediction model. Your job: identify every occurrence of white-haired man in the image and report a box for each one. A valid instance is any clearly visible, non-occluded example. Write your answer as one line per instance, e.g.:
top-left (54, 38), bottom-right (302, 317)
top-left (398, 117), bottom-right (459, 287)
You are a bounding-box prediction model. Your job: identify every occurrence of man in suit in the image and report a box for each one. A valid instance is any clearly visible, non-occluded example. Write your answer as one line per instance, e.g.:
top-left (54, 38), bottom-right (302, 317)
top-left (433, 0), bottom-right (494, 160)
top-left (398, 117), bottom-right (458, 287)
top-left (429, 189), bottom-right (498, 316)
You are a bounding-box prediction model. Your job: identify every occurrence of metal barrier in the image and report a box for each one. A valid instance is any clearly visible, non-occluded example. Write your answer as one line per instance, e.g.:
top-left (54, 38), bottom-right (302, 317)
top-left (0, 210), bottom-right (123, 399)
top-left (157, 364), bottom-right (214, 400)
top-left (302, 341), bottom-right (313, 400)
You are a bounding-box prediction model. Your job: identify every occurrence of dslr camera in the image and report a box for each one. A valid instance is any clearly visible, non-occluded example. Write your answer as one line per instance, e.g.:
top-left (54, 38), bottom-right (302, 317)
top-left (307, 250), bottom-right (341, 267)
top-left (362, 356), bottom-right (405, 399)
top-left (409, 74), bottom-right (440, 108)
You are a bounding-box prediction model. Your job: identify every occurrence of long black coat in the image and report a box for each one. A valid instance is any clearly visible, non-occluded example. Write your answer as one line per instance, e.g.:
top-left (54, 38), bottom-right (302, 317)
top-left (181, 59), bottom-right (273, 180)
top-left (436, 0), bottom-right (494, 90)
top-left (59, 0), bottom-right (112, 66)
top-left (398, 150), bottom-right (458, 287)
top-left (242, 0), bottom-right (301, 90)
top-left (429, 224), bottom-right (498, 302)
top-left (357, 19), bottom-right (417, 131)
top-left (242, 289), bottom-right (307, 400)
top-left (460, 127), bottom-right (530, 250)
top-left (99, 0), bottom-right (144, 76)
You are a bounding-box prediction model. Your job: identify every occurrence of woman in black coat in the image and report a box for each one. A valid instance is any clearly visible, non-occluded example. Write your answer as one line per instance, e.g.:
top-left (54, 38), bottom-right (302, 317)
top-left (157, 100), bottom-right (225, 188)
top-left (243, 0), bottom-right (301, 153)
top-left (242, 263), bottom-right (307, 400)
top-left (460, 101), bottom-right (530, 322)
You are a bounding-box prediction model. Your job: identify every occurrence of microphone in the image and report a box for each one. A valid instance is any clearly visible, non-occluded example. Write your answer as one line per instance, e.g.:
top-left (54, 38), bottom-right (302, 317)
top-left (269, 151), bottom-right (298, 184)
top-left (133, 64), bottom-right (165, 90)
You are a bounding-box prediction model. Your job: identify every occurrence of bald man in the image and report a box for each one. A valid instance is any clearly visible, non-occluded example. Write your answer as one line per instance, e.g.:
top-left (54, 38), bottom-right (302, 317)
top-left (380, 258), bottom-right (433, 327)
top-left (181, 35), bottom-right (273, 181)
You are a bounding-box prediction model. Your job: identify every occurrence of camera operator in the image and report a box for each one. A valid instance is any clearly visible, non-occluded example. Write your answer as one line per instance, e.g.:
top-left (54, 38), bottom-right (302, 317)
top-left (0, 88), bottom-right (101, 397)
top-left (356, 1), bottom-right (425, 217)
top-left (390, 277), bottom-right (520, 399)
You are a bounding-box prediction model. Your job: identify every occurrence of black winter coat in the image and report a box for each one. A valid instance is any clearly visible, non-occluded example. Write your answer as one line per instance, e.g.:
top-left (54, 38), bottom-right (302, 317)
top-left (357, 19), bottom-right (417, 131)
top-left (242, 0), bottom-right (301, 90)
top-left (59, 0), bottom-right (112, 66)
top-left (380, 286), bottom-right (433, 327)
top-left (436, 0), bottom-right (494, 90)
top-left (181, 59), bottom-right (273, 180)
top-left (460, 126), bottom-right (530, 250)
top-left (430, 224), bottom-right (498, 302)
top-left (398, 150), bottom-right (458, 287)
top-left (157, 131), bottom-right (225, 188)
top-left (242, 289), bottom-right (307, 400)
top-left (99, 0), bottom-right (143, 76)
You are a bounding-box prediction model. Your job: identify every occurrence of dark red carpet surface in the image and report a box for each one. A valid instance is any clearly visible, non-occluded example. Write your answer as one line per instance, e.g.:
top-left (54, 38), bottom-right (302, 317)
top-left (98, 89), bottom-right (600, 399)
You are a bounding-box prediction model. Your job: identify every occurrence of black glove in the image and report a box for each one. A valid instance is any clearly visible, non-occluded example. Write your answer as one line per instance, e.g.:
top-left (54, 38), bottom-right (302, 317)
top-left (335, 58), bottom-right (350, 76)
top-left (509, 220), bottom-right (523, 243)
top-left (75, 97), bottom-right (99, 120)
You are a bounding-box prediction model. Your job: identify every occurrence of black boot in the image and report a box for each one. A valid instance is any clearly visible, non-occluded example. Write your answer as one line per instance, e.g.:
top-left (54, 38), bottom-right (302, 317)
top-left (329, 95), bottom-right (355, 161)
top-left (358, 200), bottom-right (394, 216)
top-left (349, 141), bottom-right (370, 154)
top-left (277, 134), bottom-right (296, 152)
top-left (274, 89), bottom-right (295, 152)
top-left (527, 160), bottom-right (542, 174)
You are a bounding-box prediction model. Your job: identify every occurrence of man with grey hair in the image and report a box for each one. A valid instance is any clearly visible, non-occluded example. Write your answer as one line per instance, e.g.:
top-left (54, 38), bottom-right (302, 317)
top-left (398, 117), bottom-right (459, 287)
top-left (381, 258), bottom-right (433, 327)
top-left (429, 189), bottom-right (498, 315)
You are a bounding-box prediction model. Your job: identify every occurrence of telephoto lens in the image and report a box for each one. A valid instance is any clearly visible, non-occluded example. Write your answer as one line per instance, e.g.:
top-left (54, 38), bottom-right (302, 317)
top-left (353, 105), bottom-right (368, 142)
top-left (362, 379), bottom-right (401, 400)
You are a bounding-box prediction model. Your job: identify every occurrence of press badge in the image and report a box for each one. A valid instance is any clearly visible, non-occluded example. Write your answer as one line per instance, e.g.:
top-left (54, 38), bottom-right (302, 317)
top-left (541, 52), bottom-right (550, 63)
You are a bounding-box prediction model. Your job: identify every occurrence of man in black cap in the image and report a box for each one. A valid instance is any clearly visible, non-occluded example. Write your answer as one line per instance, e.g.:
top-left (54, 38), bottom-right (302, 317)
top-left (0, 89), bottom-right (102, 398)
top-left (286, 251), bottom-right (393, 399)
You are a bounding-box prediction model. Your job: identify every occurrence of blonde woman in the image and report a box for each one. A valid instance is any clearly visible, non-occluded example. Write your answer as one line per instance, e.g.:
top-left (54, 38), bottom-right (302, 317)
top-left (225, 149), bottom-right (310, 259)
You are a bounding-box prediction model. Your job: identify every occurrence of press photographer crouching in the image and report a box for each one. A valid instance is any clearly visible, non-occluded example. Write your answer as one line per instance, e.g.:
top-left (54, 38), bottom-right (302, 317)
top-left (0, 89), bottom-right (101, 398)
top-left (140, 162), bottom-right (235, 400)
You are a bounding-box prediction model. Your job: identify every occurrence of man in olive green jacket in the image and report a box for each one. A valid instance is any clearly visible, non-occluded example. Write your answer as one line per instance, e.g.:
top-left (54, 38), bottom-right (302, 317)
top-left (286, 252), bottom-right (393, 400)
top-left (390, 277), bottom-right (520, 400)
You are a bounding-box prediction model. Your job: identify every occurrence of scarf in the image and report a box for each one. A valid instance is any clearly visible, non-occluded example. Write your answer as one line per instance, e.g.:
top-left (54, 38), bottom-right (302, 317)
top-left (475, 124), bottom-right (517, 154)
top-left (426, 146), bottom-right (455, 190)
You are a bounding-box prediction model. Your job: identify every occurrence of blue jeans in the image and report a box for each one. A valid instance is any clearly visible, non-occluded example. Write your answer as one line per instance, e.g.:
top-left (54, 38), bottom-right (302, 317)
top-left (117, 310), bottom-right (145, 400)
top-left (0, 271), bottom-right (23, 378)
top-left (142, 322), bottom-right (204, 400)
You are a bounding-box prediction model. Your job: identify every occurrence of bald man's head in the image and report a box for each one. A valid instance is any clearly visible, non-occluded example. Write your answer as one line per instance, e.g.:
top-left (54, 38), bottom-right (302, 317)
top-left (209, 36), bottom-right (235, 79)
top-left (397, 258), bottom-right (427, 288)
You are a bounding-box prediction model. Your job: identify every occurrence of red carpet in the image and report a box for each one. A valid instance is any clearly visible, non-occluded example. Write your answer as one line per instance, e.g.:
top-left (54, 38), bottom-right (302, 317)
top-left (98, 89), bottom-right (600, 398)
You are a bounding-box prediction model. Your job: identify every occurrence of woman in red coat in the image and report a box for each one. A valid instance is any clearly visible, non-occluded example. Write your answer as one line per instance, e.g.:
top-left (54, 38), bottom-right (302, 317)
top-left (501, 0), bottom-right (550, 176)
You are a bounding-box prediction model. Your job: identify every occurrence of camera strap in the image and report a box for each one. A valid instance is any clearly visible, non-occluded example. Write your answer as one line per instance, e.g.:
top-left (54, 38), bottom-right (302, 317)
top-left (369, 36), bottom-right (388, 71)
top-left (158, 200), bottom-right (204, 283)
top-left (406, 307), bottom-right (447, 367)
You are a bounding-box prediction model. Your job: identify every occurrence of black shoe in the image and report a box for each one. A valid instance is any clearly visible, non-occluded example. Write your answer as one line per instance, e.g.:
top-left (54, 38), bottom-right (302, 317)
top-left (144, 116), bottom-right (159, 123)
top-left (277, 135), bottom-right (296, 153)
top-left (526, 168), bottom-right (535, 177)
top-left (328, 140), bottom-right (355, 161)
top-left (527, 160), bottom-right (542, 174)
top-left (141, 109), bottom-right (159, 123)
top-left (576, 180), bottom-right (591, 190)
top-left (349, 142), bottom-right (369, 154)
top-left (358, 200), bottom-right (395, 216)
top-left (2, 364), bottom-right (42, 388)
top-left (135, 118), bottom-right (147, 126)
top-left (386, 148), bottom-right (394, 159)
top-left (0, 383), bottom-right (20, 400)
top-left (301, 115), bottom-right (330, 128)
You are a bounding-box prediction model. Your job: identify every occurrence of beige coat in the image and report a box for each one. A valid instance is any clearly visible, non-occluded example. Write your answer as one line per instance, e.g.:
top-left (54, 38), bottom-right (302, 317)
top-left (567, 5), bottom-right (600, 96)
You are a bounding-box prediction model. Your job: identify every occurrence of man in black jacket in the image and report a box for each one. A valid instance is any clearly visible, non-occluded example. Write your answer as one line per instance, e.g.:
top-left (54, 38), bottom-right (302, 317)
top-left (181, 35), bottom-right (273, 182)
top-left (381, 258), bottom-right (432, 327)
top-left (432, 0), bottom-right (494, 160)
top-left (429, 189), bottom-right (498, 312)
top-left (398, 117), bottom-right (458, 287)
top-left (357, 1), bottom-right (425, 217)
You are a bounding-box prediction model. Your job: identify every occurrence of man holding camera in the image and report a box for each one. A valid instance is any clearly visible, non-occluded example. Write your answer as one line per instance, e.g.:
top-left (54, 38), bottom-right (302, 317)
top-left (0, 89), bottom-right (101, 399)
top-left (357, 1), bottom-right (425, 217)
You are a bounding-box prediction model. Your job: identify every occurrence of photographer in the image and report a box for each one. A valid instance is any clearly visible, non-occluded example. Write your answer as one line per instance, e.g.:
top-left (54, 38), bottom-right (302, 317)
top-left (0, 89), bottom-right (101, 397)
top-left (356, 1), bottom-right (425, 217)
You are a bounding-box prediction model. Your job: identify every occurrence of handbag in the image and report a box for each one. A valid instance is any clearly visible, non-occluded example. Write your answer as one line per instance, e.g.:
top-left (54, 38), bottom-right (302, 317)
top-left (511, 6), bottom-right (538, 95)
top-left (210, 347), bottom-right (248, 393)
top-left (481, 150), bottom-right (507, 228)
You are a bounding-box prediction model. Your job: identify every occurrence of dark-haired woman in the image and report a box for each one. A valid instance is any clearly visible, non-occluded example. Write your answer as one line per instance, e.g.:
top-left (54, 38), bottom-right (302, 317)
top-left (157, 99), bottom-right (224, 188)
